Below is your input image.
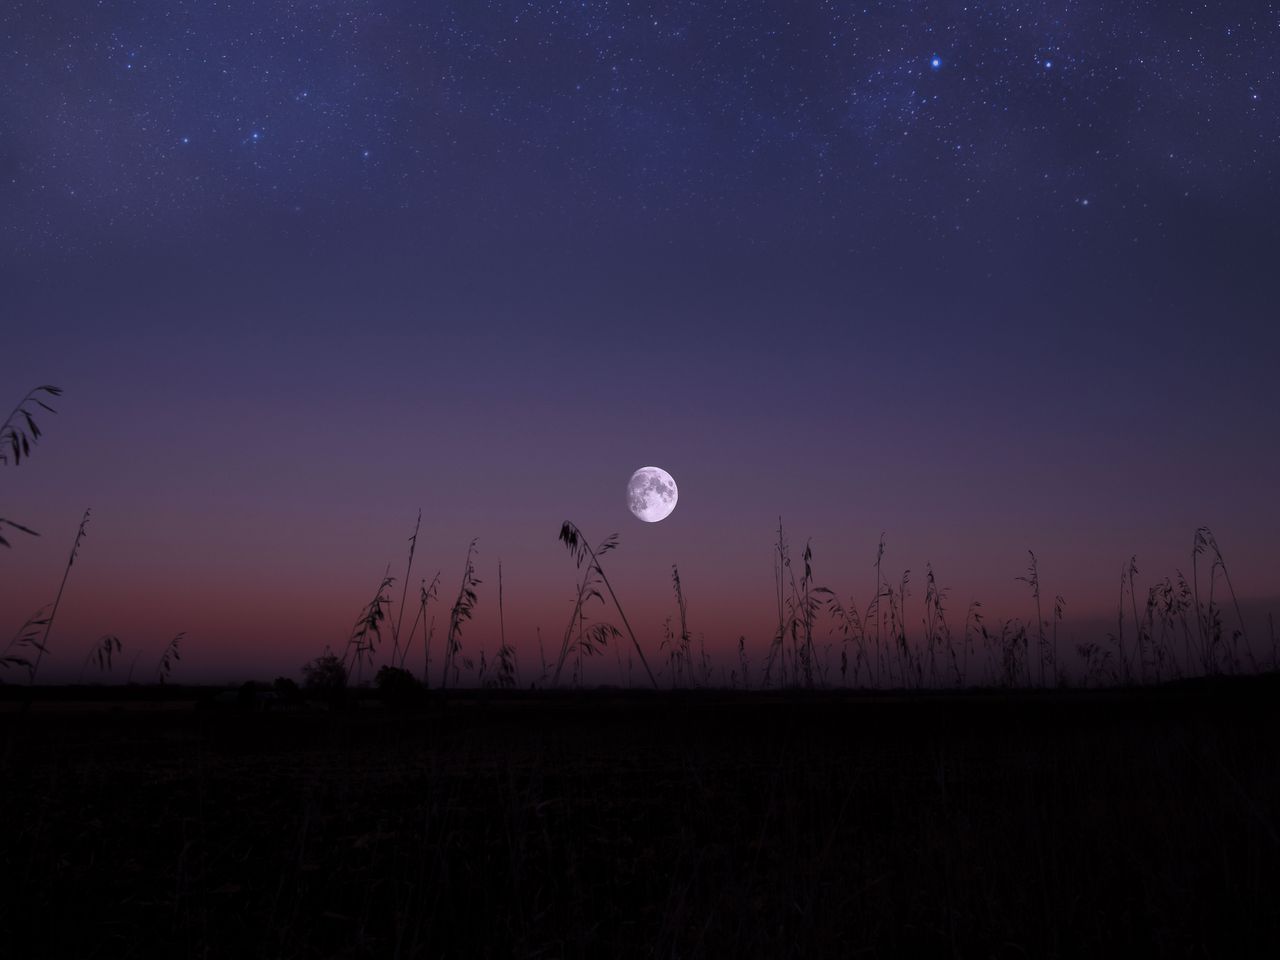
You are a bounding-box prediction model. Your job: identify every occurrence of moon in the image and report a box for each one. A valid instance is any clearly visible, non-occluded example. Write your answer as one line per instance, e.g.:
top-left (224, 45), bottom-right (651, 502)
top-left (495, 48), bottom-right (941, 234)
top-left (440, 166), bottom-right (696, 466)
top-left (627, 466), bottom-right (678, 523)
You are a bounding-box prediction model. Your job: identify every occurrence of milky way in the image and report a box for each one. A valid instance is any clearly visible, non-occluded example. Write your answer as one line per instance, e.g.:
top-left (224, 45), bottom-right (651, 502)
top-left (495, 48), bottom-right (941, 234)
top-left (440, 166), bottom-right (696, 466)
top-left (4, 1), bottom-right (1276, 254)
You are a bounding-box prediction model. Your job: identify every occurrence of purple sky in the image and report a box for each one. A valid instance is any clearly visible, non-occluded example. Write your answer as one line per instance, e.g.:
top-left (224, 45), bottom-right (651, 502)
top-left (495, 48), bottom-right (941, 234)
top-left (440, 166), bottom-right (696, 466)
top-left (2, 1), bottom-right (1278, 683)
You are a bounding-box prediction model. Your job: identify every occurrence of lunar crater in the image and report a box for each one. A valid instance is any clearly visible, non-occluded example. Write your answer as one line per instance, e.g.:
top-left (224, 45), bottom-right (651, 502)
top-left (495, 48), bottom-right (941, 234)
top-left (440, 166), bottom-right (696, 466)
top-left (627, 466), bottom-right (678, 523)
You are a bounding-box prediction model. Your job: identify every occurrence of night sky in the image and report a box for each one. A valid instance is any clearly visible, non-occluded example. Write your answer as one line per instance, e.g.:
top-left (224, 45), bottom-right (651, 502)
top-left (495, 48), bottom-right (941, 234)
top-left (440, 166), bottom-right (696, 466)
top-left (3, 1), bottom-right (1278, 682)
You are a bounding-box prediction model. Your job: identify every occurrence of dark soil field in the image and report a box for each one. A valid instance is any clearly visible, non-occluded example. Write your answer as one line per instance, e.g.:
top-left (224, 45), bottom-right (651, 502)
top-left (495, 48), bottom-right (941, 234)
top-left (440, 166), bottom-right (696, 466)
top-left (2, 679), bottom-right (1278, 958)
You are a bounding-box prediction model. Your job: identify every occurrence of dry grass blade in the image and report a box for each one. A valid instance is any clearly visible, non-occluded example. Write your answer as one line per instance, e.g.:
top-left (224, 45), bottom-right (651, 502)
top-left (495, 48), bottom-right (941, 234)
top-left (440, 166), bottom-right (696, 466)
top-left (1, 607), bottom-right (51, 676)
top-left (396, 571), bottom-right (441, 675)
top-left (26, 508), bottom-right (91, 683)
top-left (442, 540), bottom-right (480, 689)
top-left (346, 570), bottom-right (395, 680)
top-left (556, 522), bottom-right (657, 689)
top-left (79, 634), bottom-right (123, 682)
top-left (156, 632), bottom-right (186, 684)
top-left (0, 517), bottom-right (41, 549)
top-left (0, 385), bottom-right (62, 467)
top-left (389, 509), bottom-right (422, 668)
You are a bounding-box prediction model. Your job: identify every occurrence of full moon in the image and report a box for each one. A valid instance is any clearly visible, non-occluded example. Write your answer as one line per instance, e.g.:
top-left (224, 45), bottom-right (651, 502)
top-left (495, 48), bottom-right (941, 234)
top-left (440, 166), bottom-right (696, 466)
top-left (627, 466), bottom-right (678, 523)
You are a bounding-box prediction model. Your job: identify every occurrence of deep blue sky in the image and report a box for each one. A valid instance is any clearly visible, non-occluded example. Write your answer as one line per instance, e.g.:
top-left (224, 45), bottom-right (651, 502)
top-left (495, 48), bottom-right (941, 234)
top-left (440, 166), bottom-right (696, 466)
top-left (3, 1), bottom-right (1278, 681)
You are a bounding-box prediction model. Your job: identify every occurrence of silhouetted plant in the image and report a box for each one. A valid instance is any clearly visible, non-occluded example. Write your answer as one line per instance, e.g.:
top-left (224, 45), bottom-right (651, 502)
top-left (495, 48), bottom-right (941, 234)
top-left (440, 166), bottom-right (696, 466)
top-left (885, 570), bottom-right (913, 687)
top-left (0, 385), bottom-right (61, 466)
top-left (921, 563), bottom-right (952, 688)
top-left (346, 570), bottom-right (394, 681)
top-left (488, 559), bottom-right (518, 689)
top-left (27, 508), bottom-right (91, 683)
top-left (273, 676), bottom-right (301, 702)
top-left (488, 641), bottom-right (518, 689)
top-left (303, 650), bottom-right (347, 700)
top-left (963, 601), bottom-right (984, 687)
top-left (660, 616), bottom-right (679, 687)
top-left (78, 634), bottom-right (122, 682)
top-left (1, 385), bottom-right (63, 548)
top-left (1016, 551), bottom-right (1047, 686)
top-left (390, 509), bottom-right (421, 668)
top-left (1077, 640), bottom-right (1114, 687)
top-left (870, 533), bottom-right (887, 687)
top-left (763, 518), bottom-right (790, 687)
top-left (396, 571), bottom-right (441, 677)
top-left (303, 651), bottom-right (346, 688)
top-left (998, 620), bottom-right (1027, 688)
top-left (827, 592), bottom-right (866, 687)
top-left (156, 632), bottom-right (185, 684)
top-left (1110, 562), bottom-right (1129, 683)
top-left (375, 664), bottom-right (421, 705)
top-left (536, 626), bottom-right (549, 687)
top-left (236, 680), bottom-right (265, 708)
top-left (0, 607), bottom-right (50, 678)
top-left (441, 540), bottom-right (480, 689)
top-left (1193, 526), bottom-right (1247, 674)
top-left (670, 564), bottom-right (694, 686)
top-left (558, 536), bottom-right (620, 688)
top-left (568, 622), bottom-right (621, 687)
top-left (791, 541), bottom-right (832, 688)
top-left (556, 522), bottom-right (657, 688)
top-left (1051, 593), bottom-right (1066, 685)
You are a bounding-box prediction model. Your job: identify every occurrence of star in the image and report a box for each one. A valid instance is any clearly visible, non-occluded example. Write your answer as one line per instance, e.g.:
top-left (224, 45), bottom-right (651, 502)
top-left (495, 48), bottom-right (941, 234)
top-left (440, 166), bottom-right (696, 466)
top-left (930, 56), bottom-right (942, 70)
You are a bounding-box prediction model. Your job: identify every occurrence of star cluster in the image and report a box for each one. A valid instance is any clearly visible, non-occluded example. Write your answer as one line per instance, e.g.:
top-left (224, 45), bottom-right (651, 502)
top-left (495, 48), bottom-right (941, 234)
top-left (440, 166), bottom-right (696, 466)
top-left (3, 0), bottom-right (1276, 253)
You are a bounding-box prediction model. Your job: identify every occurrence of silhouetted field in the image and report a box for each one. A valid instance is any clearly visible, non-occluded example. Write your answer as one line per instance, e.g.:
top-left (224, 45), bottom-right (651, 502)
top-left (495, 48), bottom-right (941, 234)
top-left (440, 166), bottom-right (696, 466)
top-left (2, 678), bottom-right (1278, 958)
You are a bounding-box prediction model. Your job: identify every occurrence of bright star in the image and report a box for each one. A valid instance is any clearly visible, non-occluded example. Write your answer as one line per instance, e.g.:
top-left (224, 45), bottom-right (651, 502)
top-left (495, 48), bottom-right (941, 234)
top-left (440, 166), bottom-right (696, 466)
top-left (930, 56), bottom-right (942, 70)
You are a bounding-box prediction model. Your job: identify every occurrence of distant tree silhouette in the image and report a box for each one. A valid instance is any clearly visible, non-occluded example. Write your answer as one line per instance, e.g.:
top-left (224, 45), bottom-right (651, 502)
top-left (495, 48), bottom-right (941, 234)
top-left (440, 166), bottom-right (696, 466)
top-left (303, 651), bottom-right (347, 699)
top-left (375, 664), bottom-right (420, 706)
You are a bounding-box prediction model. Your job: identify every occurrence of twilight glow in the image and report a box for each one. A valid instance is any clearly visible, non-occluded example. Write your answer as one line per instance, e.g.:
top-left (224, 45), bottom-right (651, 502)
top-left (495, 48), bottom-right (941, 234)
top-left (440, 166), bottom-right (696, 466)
top-left (1, 0), bottom-right (1277, 684)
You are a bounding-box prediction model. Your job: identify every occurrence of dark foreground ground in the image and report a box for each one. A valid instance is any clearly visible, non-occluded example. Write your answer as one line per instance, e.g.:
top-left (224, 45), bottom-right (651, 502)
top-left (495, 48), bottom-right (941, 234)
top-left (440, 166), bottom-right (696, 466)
top-left (2, 679), bottom-right (1278, 959)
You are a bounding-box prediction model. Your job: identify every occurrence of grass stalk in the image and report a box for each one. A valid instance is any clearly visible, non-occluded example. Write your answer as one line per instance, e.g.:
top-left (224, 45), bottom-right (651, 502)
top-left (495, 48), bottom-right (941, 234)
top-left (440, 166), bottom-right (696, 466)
top-left (557, 522), bottom-right (657, 689)
top-left (390, 509), bottom-right (421, 668)
top-left (28, 508), bottom-right (91, 684)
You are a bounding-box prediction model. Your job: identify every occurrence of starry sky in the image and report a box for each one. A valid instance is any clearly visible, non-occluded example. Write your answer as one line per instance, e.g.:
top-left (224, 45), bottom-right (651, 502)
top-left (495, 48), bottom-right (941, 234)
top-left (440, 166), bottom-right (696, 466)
top-left (3, 1), bottom-right (1278, 682)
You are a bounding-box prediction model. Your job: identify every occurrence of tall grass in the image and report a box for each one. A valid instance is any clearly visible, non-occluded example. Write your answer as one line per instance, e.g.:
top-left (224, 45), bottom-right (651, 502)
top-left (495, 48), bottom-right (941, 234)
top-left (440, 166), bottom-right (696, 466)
top-left (156, 632), bottom-right (186, 684)
top-left (663, 563), bottom-right (696, 687)
top-left (26, 508), bottom-right (91, 684)
top-left (489, 559), bottom-right (517, 689)
top-left (555, 522), bottom-right (657, 689)
top-left (441, 540), bottom-right (480, 689)
top-left (1016, 551), bottom-right (1046, 686)
top-left (78, 634), bottom-right (122, 682)
top-left (1, 608), bottom-right (51, 676)
top-left (389, 509), bottom-right (421, 668)
top-left (921, 563), bottom-right (952, 687)
top-left (1, 384), bottom-right (63, 548)
top-left (555, 531), bottom-right (624, 688)
top-left (394, 572), bottom-right (441, 679)
top-left (764, 518), bottom-right (790, 687)
top-left (762, 520), bottom-right (832, 687)
top-left (346, 569), bottom-right (394, 683)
